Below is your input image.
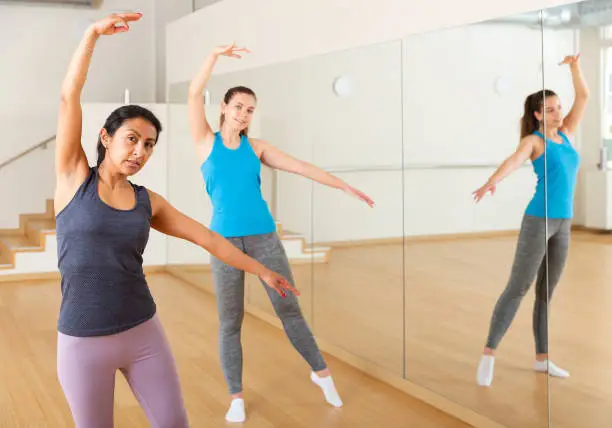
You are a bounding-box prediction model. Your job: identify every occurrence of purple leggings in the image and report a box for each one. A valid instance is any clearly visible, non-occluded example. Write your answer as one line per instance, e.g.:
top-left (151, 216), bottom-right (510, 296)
top-left (57, 315), bottom-right (189, 428)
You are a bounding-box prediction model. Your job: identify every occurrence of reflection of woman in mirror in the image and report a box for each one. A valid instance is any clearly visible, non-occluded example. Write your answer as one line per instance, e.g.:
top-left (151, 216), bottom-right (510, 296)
top-left (187, 44), bottom-right (374, 422)
top-left (54, 15), bottom-right (295, 426)
top-left (472, 54), bottom-right (588, 387)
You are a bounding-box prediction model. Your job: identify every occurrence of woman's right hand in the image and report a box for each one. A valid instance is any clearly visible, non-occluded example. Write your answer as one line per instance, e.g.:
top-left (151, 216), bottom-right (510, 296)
top-left (212, 43), bottom-right (251, 59)
top-left (472, 181), bottom-right (496, 203)
top-left (89, 12), bottom-right (143, 37)
top-left (260, 269), bottom-right (300, 298)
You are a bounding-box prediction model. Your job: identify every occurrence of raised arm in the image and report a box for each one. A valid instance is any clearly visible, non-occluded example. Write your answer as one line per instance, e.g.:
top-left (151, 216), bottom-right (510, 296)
top-left (472, 135), bottom-right (537, 202)
top-left (559, 54), bottom-right (589, 137)
top-left (55, 13), bottom-right (142, 181)
top-left (188, 44), bottom-right (250, 147)
top-left (253, 139), bottom-right (375, 207)
top-left (148, 191), bottom-right (297, 297)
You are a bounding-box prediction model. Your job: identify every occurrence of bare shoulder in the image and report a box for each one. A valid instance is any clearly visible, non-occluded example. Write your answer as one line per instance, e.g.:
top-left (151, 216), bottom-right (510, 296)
top-left (146, 189), bottom-right (164, 216)
top-left (248, 137), bottom-right (269, 158)
top-left (520, 134), bottom-right (540, 149)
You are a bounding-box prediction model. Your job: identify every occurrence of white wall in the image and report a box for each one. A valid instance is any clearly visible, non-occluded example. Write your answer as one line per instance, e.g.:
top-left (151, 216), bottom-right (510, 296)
top-left (575, 28), bottom-right (602, 226)
top-left (154, 0), bottom-right (192, 101)
top-left (0, 140), bottom-right (56, 230)
top-left (166, 0), bottom-right (574, 86)
top-left (0, 1), bottom-right (156, 165)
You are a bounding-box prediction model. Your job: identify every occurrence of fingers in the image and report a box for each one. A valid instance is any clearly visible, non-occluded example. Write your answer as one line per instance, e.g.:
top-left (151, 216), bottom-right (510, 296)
top-left (271, 278), bottom-right (300, 298)
top-left (115, 12), bottom-right (143, 22)
top-left (116, 19), bottom-right (129, 32)
top-left (281, 279), bottom-right (300, 296)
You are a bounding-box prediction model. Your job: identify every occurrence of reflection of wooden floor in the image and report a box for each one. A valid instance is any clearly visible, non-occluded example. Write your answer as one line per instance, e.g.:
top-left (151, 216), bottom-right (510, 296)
top-left (0, 274), bottom-right (465, 427)
top-left (173, 230), bottom-right (612, 428)
top-left (316, 230), bottom-right (612, 428)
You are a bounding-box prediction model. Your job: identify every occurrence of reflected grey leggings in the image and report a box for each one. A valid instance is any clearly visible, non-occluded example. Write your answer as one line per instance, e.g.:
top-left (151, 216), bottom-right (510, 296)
top-left (211, 232), bottom-right (327, 395)
top-left (485, 215), bottom-right (571, 354)
top-left (57, 315), bottom-right (188, 428)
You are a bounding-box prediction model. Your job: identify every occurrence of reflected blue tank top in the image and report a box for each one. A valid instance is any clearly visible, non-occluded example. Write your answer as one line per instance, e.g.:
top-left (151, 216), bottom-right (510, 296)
top-left (200, 132), bottom-right (276, 238)
top-left (525, 131), bottom-right (580, 219)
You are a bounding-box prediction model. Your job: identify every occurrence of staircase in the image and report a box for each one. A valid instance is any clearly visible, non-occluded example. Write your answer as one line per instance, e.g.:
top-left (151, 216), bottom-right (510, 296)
top-left (0, 200), bottom-right (330, 272)
top-left (0, 199), bottom-right (56, 270)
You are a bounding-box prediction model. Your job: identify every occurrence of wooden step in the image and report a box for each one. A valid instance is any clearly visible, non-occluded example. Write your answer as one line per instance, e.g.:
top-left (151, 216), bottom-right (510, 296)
top-left (25, 218), bottom-right (56, 246)
top-left (0, 235), bottom-right (41, 253)
top-left (0, 248), bottom-right (12, 270)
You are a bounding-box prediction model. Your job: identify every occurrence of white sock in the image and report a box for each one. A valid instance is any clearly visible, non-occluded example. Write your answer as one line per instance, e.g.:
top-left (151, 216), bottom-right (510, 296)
top-left (225, 398), bottom-right (245, 423)
top-left (477, 355), bottom-right (495, 387)
top-left (535, 359), bottom-right (570, 378)
top-left (311, 372), bottom-right (343, 407)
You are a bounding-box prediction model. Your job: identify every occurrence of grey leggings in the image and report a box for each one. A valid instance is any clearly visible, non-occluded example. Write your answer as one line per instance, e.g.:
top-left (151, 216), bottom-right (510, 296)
top-left (211, 232), bottom-right (327, 395)
top-left (485, 215), bottom-right (571, 354)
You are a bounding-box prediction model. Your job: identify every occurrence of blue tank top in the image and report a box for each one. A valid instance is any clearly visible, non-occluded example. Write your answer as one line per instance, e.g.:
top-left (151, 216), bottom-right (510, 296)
top-left (525, 131), bottom-right (580, 219)
top-left (55, 167), bottom-right (156, 337)
top-left (200, 132), bottom-right (276, 238)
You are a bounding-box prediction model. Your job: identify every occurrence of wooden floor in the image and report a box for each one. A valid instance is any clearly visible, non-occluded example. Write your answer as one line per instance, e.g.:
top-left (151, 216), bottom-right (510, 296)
top-left (2, 230), bottom-right (609, 428)
top-left (311, 230), bottom-right (612, 428)
top-left (0, 273), bottom-right (466, 427)
top-left (172, 230), bottom-right (612, 428)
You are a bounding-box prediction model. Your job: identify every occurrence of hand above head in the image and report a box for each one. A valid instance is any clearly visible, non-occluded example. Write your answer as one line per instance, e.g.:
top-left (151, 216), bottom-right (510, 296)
top-left (89, 12), bottom-right (143, 36)
top-left (260, 270), bottom-right (299, 298)
top-left (559, 53), bottom-right (580, 66)
top-left (212, 43), bottom-right (251, 59)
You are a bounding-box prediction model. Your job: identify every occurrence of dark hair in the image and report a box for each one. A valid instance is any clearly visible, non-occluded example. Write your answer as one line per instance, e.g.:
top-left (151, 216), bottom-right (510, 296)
top-left (520, 89), bottom-right (557, 138)
top-left (97, 105), bottom-right (163, 167)
top-left (220, 86), bottom-right (257, 137)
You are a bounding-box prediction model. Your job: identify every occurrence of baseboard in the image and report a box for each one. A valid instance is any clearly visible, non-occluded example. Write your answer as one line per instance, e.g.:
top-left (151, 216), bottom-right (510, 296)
top-left (168, 267), bottom-right (506, 428)
top-left (318, 230), bottom-right (523, 248)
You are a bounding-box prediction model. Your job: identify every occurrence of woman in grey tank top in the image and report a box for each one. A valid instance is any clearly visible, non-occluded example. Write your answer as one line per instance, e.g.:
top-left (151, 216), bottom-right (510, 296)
top-left (54, 13), bottom-right (296, 428)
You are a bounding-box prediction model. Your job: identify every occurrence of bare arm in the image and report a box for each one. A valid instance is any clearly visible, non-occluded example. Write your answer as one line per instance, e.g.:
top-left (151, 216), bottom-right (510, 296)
top-left (561, 55), bottom-right (589, 136)
top-left (187, 54), bottom-right (218, 145)
top-left (473, 136), bottom-right (536, 202)
top-left (188, 44), bottom-right (250, 145)
top-left (55, 27), bottom-right (97, 179)
top-left (56, 13), bottom-right (141, 181)
top-left (255, 139), bottom-right (375, 207)
top-left (148, 191), bottom-right (297, 296)
top-left (488, 137), bottom-right (535, 185)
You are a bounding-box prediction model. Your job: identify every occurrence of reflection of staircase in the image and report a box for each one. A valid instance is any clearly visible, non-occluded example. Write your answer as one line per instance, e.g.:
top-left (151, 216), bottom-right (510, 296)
top-left (275, 223), bottom-right (330, 263)
top-left (0, 201), bottom-right (330, 271)
top-left (0, 200), bottom-right (55, 270)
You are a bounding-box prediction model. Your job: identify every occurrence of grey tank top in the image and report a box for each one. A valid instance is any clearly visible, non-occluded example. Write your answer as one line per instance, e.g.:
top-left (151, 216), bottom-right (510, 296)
top-left (55, 166), bottom-right (156, 337)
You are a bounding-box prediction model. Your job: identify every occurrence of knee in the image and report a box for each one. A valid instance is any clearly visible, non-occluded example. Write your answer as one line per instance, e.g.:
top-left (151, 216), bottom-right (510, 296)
top-left (275, 298), bottom-right (303, 320)
top-left (219, 313), bottom-right (244, 336)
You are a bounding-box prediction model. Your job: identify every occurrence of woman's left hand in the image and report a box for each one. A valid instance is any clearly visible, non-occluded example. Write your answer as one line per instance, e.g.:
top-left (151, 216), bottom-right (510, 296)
top-left (343, 185), bottom-right (375, 207)
top-left (559, 53), bottom-right (580, 66)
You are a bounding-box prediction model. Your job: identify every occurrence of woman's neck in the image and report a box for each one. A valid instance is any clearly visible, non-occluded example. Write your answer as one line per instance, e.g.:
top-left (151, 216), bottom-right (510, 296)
top-left (220, 126), bottom-right (242, 146)
top-left (539, 126), bottom-right (559, 140)
top-left (98, 161), bottom-right (127, 190)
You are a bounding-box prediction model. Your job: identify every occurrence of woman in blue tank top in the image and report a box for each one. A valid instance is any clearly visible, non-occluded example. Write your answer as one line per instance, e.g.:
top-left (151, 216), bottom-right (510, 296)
top-left (54, 15), bottom-right (294, 427)
top-left (187, 44), bottom-right (375, 423)
top-left (472, 55), bottom-right (589, 387)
